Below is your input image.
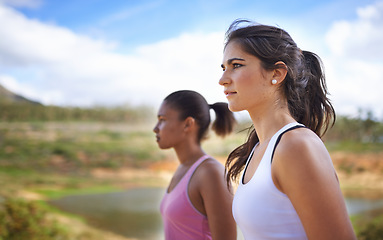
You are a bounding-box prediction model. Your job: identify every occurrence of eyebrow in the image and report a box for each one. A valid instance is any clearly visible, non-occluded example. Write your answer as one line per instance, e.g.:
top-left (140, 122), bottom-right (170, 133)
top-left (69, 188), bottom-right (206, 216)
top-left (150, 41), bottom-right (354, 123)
top-left (221, 57), bottom-right (245, 68)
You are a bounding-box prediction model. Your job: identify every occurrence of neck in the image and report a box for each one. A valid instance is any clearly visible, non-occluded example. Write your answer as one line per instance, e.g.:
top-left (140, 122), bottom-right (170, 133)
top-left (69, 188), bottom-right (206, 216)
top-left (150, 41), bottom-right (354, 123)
top-left (248, 102), bottom-right (295, 144)
top-left (173, 141), bottom-right (205, 166)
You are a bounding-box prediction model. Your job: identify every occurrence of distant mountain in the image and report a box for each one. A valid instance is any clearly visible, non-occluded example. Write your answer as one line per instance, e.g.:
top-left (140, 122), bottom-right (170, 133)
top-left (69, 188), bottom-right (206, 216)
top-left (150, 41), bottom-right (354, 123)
top-left (0, 84), bottom-right (42, 105)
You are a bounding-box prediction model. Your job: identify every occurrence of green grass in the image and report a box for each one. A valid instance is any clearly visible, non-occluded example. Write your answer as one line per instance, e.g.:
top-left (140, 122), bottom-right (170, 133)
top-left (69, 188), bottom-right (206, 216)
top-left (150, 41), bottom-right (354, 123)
top-left (0, 167), bottom-right (119, 200)
top-left (0, 102), bottom-right (154, 122)
top-left (0, 122), bottom-right (164, 172)
top-left (0, 119), bottom-right (382, 239)
top-left (0, 122), bottom-right (251, 173)
top-left (326, 140), bottom-right (383, 153)
top-left (351, 208), bottom-right (383, 239)
top-left (34, 186), bottom-right (122, 199)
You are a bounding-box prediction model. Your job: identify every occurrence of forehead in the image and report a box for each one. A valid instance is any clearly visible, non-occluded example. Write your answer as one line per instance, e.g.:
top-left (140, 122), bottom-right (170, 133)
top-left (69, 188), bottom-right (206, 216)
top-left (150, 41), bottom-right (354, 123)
top-left (222, 41), bottom-right (257, 66)
top-left (223, 41), bottom-right (265, 68)
top-left (223, 41), bottom-right (250, 61)
top-left (158, 101), bottom-right (180, 118)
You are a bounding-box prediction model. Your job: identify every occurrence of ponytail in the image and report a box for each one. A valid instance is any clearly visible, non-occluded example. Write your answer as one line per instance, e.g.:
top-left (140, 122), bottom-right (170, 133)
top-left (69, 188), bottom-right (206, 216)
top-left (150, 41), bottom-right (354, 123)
top-left (299, 51), bottom-right (335, 136)
top-left (285, 50), bottom-right (335, 137)
top-left (209, 102), bottom-right (236, 137)
top-left (164, 90), bottom-right (236, 143)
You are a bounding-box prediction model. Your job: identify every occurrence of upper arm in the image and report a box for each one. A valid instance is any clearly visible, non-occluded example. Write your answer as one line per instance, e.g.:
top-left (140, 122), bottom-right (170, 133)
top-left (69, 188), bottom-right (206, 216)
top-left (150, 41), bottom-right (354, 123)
top-left (272, 129), bottom-right (356, 240)
top-left (196, 159), bottom-right (237, 240)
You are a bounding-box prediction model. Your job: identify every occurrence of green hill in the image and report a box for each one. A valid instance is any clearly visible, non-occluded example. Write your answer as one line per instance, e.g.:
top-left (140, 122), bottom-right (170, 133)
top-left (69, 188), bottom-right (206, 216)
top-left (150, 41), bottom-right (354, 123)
top-left (0, 83), bottom-right (41, 105)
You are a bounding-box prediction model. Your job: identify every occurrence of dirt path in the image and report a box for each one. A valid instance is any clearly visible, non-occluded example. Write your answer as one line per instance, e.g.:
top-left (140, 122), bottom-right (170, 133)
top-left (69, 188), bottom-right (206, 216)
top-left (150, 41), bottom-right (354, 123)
top-left (331, 151), bottom-right (383, 193)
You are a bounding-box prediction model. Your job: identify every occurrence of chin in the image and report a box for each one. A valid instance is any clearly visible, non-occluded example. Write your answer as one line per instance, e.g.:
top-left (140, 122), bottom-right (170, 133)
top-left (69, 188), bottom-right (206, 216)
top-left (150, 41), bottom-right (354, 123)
top-left (228, 103), bottom-right (244, 112)
top-left (158, 144), bottom-right (171, 150)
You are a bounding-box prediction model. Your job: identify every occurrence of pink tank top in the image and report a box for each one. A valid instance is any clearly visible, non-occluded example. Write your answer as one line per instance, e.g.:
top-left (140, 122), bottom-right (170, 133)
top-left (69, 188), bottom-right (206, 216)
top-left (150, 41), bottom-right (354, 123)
top-left (160, 155), bottom-right (212, 240)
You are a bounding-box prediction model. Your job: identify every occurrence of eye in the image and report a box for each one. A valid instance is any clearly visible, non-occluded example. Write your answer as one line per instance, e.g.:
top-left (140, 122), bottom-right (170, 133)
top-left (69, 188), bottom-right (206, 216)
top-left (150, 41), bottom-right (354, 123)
top-left (233, 63), bottom-right (243, 69)
top-left (221, 64), bottom-right (226, 72)
top-left (157, 116), bottom-right (165, 123)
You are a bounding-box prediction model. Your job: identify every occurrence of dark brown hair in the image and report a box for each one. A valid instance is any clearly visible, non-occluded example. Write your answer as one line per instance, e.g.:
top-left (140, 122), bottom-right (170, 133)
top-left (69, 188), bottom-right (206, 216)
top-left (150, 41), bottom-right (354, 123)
top-left (224, 19), bottom-right (336, 184)
top-left (164, 90), bottom-right (236, 143)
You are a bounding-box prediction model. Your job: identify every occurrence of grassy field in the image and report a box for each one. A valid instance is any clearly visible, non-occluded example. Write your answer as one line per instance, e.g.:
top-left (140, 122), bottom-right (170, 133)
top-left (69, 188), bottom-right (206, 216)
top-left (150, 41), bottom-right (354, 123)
top-left (1, 120), bottom-right (383, 239)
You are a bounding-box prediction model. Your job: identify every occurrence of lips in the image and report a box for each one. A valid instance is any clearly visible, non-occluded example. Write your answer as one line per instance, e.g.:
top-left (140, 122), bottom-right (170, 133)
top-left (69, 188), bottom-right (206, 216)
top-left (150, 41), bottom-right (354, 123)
top-left (224, 90), bottom-right (237, 97)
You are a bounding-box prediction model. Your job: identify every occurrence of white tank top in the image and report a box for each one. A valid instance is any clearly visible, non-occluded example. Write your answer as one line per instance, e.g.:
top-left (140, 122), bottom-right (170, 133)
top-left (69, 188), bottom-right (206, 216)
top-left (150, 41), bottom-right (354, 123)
top-left (233, 122), bottom-right (308, 240)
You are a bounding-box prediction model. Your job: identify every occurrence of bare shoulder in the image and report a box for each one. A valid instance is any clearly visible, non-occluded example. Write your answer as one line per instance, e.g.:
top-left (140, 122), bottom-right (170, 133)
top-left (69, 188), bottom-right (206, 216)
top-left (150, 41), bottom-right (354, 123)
top-left (272, 127), bottom-right (336, 192)
top-left (194, 158), bottom-right (225, 181)
top-left (280, 127), bottom-right (324, 149)
top-left (275, 127), bottom-right (331, 166)
top-left (192, 158), bottom-right (237, 239)
top-left (272, 129), bottom-right (356, 239)
top-left (189, 157), bottom-right (227, 191)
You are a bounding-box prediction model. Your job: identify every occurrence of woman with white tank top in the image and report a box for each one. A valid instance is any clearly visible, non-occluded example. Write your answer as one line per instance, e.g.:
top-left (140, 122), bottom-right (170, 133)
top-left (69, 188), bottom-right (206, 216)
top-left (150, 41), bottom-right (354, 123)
top-left (219, 19), bottom-right (356, 240)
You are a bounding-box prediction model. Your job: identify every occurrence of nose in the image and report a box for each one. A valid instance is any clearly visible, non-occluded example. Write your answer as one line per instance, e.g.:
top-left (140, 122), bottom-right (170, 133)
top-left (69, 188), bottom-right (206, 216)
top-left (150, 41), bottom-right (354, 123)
top-left (219, 73), bottom-right (230, 86)
top-left (153, 123), bottom-right (159, 133)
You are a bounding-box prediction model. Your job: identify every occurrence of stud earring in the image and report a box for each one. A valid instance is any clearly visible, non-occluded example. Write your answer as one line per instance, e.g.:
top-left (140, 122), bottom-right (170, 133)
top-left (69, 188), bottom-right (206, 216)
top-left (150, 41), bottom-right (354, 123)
top-left (271, 79), bottom-right (277, 85)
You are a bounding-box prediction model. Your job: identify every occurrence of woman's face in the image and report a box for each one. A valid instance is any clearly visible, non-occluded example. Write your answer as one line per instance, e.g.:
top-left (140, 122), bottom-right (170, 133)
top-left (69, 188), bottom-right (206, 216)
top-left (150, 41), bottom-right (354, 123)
top-left (153, 101), bottom-right (186, 149)
top-left (219, 41), bottom-right (274, 113)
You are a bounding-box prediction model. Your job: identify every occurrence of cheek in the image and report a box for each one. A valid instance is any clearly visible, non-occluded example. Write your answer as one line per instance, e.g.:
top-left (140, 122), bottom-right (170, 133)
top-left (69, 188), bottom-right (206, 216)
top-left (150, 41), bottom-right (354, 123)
top-left (236, 70), bottom-right (254, 86)
top-left (156, 123), bottom-right (165, 132)
top-left (239, 69), bottom-right (267, 92)
top-left (160, 122), bottom-right (182, 137)
top-left (234, 73), bottom-right (255, 96)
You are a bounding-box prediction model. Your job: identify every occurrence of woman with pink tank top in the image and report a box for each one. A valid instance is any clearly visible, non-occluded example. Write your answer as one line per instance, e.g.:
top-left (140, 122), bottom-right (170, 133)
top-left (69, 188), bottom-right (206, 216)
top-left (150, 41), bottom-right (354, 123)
top-left (153, 90), bottom-right (237, 240)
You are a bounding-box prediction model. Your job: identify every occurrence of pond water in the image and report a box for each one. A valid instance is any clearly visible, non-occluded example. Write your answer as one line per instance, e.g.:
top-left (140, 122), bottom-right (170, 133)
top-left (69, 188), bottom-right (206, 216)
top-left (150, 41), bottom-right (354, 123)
top-left (50, 188), bottom-right (164, 240)
top-left (49, 187), bottom-right (383, 240)
top-left (346, 197), bottom-right (383, 215)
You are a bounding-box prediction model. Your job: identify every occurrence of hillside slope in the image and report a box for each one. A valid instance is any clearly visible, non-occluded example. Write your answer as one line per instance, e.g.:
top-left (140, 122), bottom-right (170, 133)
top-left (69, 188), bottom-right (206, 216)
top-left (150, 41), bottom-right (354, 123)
top-left (0, 84), bottom-right (41, 105)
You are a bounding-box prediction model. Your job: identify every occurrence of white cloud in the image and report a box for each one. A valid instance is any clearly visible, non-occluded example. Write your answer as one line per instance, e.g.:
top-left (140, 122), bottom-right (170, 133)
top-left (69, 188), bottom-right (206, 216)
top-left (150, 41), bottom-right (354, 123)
top-left (326, 1), bottom-right (383, 59)
top-left (133, 32), bottom-right (226, 105)
top-left (0, 4), bottom-right (226, 107)
top-left (324, 1), bottom-right (383, 118)
top-left (0, 0), bottom-right (42, 9)
top-left (4, 0), bottom-right (381, 119)
top-left (0, 74), bottom-right (64, 104)
top-left (0, 5), bottom-right (117, 66)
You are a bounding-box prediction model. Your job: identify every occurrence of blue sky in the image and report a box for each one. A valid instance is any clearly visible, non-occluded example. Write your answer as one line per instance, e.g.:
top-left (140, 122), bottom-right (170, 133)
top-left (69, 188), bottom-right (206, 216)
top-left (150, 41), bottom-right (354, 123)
top-left (10, 0), bottom-right (367, 52)
top-left (0, 0), bottom-right (382, 118)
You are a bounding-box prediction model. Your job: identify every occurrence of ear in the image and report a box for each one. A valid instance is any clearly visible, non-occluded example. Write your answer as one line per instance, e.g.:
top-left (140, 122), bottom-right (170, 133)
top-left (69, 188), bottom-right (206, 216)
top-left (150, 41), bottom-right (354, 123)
top-left (272, 61), bottom-right (288, 84)
top-left (184, 117), bottom-right (196, 132)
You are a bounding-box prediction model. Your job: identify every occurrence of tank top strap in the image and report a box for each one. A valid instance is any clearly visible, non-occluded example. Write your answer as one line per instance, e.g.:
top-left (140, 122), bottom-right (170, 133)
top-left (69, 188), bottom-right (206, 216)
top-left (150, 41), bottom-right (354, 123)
top-left (241, 122), bottom-right (305, 184)
top-left (270, 122), bottom-right (306, 163)
top-left (183, 155), bottom-right (211, 181)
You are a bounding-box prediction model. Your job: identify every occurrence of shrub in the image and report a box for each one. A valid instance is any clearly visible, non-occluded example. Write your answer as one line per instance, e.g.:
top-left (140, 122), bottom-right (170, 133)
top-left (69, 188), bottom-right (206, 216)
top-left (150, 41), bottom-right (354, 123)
top-left (0, 198), bottom-right (69, 240)
top-left (358, 218), bottom-right (383, 240)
